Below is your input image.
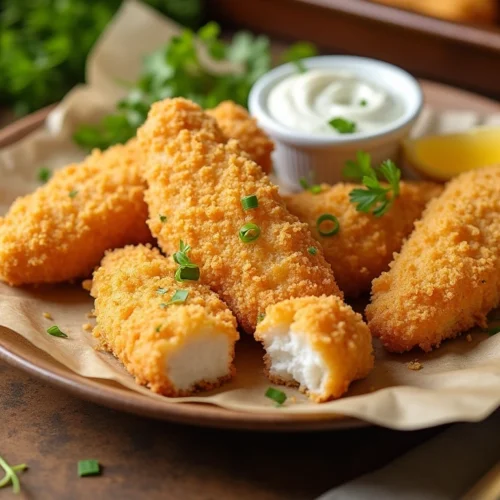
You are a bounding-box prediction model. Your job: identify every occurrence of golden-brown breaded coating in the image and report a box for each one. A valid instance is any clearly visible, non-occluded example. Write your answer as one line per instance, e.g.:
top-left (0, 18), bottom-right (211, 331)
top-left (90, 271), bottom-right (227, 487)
top-left (366, 166), bottom-right (500, 353)
top-left (138, 98), bottom-right (342, 333)
top-left (208, 101), bottom-right (274, 174)
top-left (0, 140), bottom-right (151, 286)
top-left (91, 245), bottom-right (239, 396)
top-left (255, 295), bottom-right (374, 402)
top-left (284, 182), bottom-right (443, 297)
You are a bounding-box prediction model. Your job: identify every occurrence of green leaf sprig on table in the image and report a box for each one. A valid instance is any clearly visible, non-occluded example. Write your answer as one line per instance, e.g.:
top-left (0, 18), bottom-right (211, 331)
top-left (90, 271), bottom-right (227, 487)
top-left (343, 151), bottom-right (401, 217)
top-left (0, 0), bottom-right (203, 117)
top-left (73, 23), bottom-right (317, 151)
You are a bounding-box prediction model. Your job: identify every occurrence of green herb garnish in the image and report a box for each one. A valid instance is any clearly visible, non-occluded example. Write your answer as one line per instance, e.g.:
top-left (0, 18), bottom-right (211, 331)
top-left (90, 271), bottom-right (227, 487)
top-left (47, 325), bottom-right (68, 338)
top-left (328, 117), bottom-right (357, 134)
top-left (485, 326), bottom-right (500, 336)
top-left (155, 325), bottom-right (162, 332)
top-left (257, 313), bottom-right (266, 323)
top-left (299, 177), bottom-right (322, 195)
top-left (0, 455), bottom-right (27, 494)
top-left (281, 41), bottom-right (318, 73)
top-left (74, 23), bottom-right (273, 150)
top-left (239, 223), bottom-right (261, 243)
top-left (308, 247), bottom-right (318, 255)
top-left (347, 152), bottom-right (401, 217)
top-left (68, 190), bottom-right (78, 198)
top-left (37, 167), bottom-right (51, 183)
top-left (173, 241), bottom-right (200, 282)
top-left (159, 215), bottom-right (167, 223)
top-left (78, 460), bottom-right (100, 477)
top-left (265, 387), bottom-right (287, 405)
top-left (157, 288), bottom-right (167, 295)
top-left (165, 289), bottom-right (189, 306)
top-left (316, 214), bottom-right (340, 237)
top-left (359, 99), bottom-right (368, 107)
top-left (241, 195), bottom-right (259, 211)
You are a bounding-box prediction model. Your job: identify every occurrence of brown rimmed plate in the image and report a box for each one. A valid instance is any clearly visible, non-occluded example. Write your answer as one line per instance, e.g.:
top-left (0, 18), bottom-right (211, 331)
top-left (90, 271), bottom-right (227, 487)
top-left (0, 81), bottom-right (499, 431)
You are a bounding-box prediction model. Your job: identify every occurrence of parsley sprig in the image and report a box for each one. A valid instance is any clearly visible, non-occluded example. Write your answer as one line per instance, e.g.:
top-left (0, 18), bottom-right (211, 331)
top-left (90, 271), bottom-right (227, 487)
top-left (281, 41), bottom-right (318, 73)
top-left (299, 177), bottom-right (322, 194)
top-left (173, 241), bottom-right (200, 282)
top-left (344, 151), bottom-right (401, 217)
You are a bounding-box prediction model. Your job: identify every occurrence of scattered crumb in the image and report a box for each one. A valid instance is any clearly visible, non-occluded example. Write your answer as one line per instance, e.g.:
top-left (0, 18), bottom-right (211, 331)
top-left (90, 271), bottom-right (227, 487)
top-left (288, 396), bottom-right (297, 404)
top-left (407, 360), bottom-right (423, 371)
top-left (466, 334), bottom-right (472, 342)
top-left (42, 312), bottom-right (53, 320)
top-left (86, 310), bottom-right (96, 318)
top-left (82, 279), bottom-right (92, 291)
top-left (82, 323), bottom-right (93, 332)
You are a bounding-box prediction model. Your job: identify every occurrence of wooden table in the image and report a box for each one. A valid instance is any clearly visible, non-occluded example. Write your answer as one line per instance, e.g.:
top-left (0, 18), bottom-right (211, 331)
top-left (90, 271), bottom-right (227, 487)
top-left (0, 359), bottom-right (444, 499)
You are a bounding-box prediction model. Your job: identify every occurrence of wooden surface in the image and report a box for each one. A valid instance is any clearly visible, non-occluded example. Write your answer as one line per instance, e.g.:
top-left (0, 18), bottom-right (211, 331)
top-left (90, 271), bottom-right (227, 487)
top-left (0, 359), bottom-right (444, 499)
top-left (209, 0), bottom-right (500, 98)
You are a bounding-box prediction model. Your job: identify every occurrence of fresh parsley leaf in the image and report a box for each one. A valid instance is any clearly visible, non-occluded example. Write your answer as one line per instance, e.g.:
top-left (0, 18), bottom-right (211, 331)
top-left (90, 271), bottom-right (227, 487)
top-left (360, 99), bottom-right (367, 106)
top-left (347, 151), bottom-right (401, 217)
top-left (47, 325), bottom-right (68, 338)
top-left (299, 176), bottom-right (322, 195)
top-left (281, 41), bottom-right (318, 73)
top-left (328, 117), bottom-right (357, 134)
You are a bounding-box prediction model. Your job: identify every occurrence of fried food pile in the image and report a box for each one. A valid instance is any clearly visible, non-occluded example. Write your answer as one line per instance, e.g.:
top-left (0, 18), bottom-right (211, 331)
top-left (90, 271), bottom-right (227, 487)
top-left (1, 97), bottom-right (498, 402)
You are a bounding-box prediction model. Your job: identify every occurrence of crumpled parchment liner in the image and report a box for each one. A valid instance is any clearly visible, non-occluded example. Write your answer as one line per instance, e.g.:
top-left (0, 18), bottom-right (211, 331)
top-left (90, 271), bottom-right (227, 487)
top-left (0, 0), bottom-right (499, 430)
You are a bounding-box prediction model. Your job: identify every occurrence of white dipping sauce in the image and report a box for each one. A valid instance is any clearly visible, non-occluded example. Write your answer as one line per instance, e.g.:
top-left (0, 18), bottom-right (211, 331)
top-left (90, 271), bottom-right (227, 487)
top-left (267, 69), bottom-right (404, 135)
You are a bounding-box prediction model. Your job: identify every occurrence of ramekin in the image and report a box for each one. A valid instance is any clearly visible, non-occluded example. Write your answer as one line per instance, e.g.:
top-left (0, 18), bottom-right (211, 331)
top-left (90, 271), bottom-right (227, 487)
top-left (249, 56), bottom-right (423, 190)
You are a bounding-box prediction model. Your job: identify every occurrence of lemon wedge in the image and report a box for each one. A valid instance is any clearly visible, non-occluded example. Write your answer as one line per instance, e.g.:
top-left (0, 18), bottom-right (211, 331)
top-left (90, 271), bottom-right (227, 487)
top-left (403, 127), bottom-right (500, 181)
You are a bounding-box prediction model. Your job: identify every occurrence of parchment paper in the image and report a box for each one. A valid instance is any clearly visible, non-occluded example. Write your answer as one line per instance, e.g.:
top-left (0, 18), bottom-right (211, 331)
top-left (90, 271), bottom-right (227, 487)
top-left (1, 0), bottom-right (499, 430)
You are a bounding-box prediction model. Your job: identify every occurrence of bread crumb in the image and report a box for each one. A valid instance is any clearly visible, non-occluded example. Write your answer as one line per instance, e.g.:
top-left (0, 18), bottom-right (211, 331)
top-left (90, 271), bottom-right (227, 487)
top-left (42, 312), bottom-right (53, 320)
top-left (82, 279), bottom-right (92, 291)
top-left (86, 310), bottom-right (96, 318)
top-left (466, 334), bottom-right (472, 342)
top-left (407, 360), bottom-right (423, 371)
top-left (82, 323), bottom-right (93, 332)
top-left (288, 396), bottom-right (297, 404)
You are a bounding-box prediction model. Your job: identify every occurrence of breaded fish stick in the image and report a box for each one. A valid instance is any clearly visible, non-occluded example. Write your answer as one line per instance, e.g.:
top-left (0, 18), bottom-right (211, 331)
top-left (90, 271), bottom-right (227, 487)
top-left (284, 182), bottom-right (443, 297)
top-left (91, 245), bottom-right (239, 396)
top-left (0, 140), bottom-right (150, 285)
top-left (208, 101), bottom-right (274, 174)
top-left (139, 98), bottom-right (341, 333)
top-left (139, 98), bottom-right (373, 400)
top-left (255, 295), bottom-right (373, 402)
top-left (367, 166), bottom-right (500, 352)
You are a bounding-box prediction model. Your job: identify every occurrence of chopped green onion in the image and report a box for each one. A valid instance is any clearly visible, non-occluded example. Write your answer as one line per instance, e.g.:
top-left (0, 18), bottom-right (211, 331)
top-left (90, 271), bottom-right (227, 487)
top-left (299, 176), bottom-right (322, 195)
top-left (308, 247), bottom-right (318, 255)
top-left (69, 190), bottom-right (78, 198)
top-left (257, 313), bottom-right (265, 323)
top-left (175, 266), bottom-right (200, 282)
top-left (241, 195), bottom-right (259, 210)
top-left (265, 387), bottom-right (287, 405)
top-left (166, 289), bottom-right (189, 305)
top-left (239, 223), bottom-right (261, 243)
top-left (47, 325), bottom-right (68, 338)
top-left (37, 166), bottom-right (51, 183)
top-left (155, 324), bottom-right (162, 332)
top-left (359, 99), bottom-right (367, 107)
top-left (316, 214), bottom-right (340, 237)
top-left (0, 455), bottom-right (27, 494)
top-left (159, 215), bottom-right (167, 223)
top-left (328, 117), bottom-right (357, 134)
top-left (157, 288), bottom-right (167, 295)
top-left (78, 460), bottom-right (101, 477)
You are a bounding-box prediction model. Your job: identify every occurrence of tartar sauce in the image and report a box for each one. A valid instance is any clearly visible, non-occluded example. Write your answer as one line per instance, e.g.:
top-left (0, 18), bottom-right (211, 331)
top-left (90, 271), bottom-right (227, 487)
top-left (267, 69), bottom-right (403, 135)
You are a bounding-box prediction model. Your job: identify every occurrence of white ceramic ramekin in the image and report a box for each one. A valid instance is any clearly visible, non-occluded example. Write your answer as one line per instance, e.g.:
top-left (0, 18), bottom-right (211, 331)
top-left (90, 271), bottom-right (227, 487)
top-left (249, 56), bottom-right (423, 190)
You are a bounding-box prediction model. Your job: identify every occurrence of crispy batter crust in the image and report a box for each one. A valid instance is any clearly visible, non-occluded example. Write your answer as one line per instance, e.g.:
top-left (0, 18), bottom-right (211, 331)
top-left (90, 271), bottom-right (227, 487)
top-left (366, 166), bottom-right (500, 352)
top-left (284, 182), bottom-right (443, 297)
top-left (139, 98), bottom-right (342, 333)
top-left (255, 295), bottom-right (374, 402)
top-left (208, 101), bottom-right (274, 174)
top-left (91, 244), bottom-right (239, 396)
top-left (0, 140), bottom-right (151, 285)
